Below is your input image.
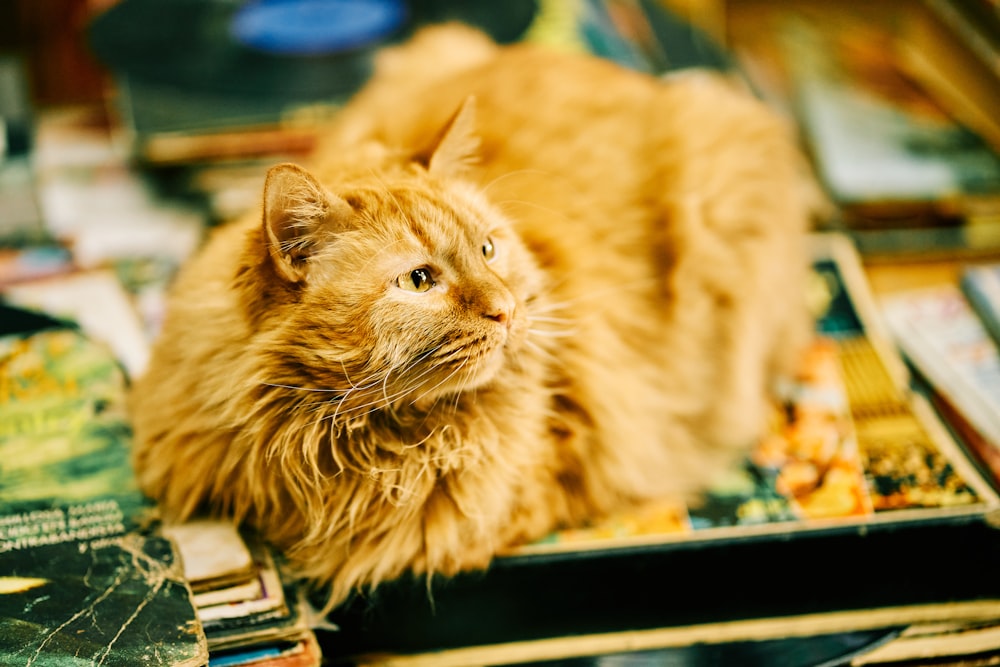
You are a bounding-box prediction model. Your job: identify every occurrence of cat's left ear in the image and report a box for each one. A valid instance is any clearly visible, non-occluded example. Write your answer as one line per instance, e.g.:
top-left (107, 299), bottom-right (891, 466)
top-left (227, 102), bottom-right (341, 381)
top-left (262, 163), bottom-right (353, 284)
top-left (427, 96), bottom-right (480, 178)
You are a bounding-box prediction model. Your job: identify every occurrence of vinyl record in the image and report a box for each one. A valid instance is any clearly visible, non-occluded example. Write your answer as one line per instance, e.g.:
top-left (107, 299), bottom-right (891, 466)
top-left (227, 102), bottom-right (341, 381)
top-left (87, 0), bottom-right (538, 99)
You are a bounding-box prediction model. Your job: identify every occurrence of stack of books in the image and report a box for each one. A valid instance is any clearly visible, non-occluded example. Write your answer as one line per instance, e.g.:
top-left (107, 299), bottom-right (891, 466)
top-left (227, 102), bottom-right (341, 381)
top-left (165, 520), bottom-right (322, 667)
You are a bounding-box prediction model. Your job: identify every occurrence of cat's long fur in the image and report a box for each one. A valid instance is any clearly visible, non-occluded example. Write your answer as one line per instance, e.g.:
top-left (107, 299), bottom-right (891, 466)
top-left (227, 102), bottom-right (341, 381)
top-left (130, 24), bottom-right (817, 607)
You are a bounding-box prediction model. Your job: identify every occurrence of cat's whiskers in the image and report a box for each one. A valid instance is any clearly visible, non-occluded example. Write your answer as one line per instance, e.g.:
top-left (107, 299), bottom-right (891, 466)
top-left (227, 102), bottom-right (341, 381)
top-left (429, 338), bottom-right (481, 365)
top-left (527, 327), bottom-right (576, 339)
top-left (520, 278), bottom-right (662, 345)
top-left (339, 358), bottom-right (374, 393)
top-left (526, 315), bottom-right (573, 324)
top-left (523, 304), bottom-right (576, 340)
top-left (333, 361), bottom-right (460, 423)
top-left (259, 382), bottom-right (344, 394)
top-left (493, 198), bottom-right (565, 222)
top-left (479, 168), bottom-right (551, 196)
top-left (380, 358), bottom-right (401, 412)
top-left (521, 337), bottom-right (557, 362)
top-left (403, 349), bottom-right (488, 421)
top-left (409, 356), bottom-right (471, 411)
top-left (453, 379), bottom-right (474, 413)
top-left (300, 363), bottom-right (400, 425)
top-left (315, 348), bottom-right (455, 423)
top-left (285, 328), bottom-right (573, 426)
top-left (327, 371), bottom-right (427, 422)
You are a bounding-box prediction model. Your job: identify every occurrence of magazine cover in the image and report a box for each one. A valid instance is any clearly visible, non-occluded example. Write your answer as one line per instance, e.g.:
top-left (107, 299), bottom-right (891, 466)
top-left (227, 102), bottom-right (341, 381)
top-left (321, 234), bottom-right (1000, 662)
top-left (0, 323), bottom-right (208, 666)
top-left (882, 280), bottom-right (1000, 488)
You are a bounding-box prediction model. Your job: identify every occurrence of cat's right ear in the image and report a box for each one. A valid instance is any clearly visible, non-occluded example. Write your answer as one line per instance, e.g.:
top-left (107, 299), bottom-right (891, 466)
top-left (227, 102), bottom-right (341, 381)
top-left (262, 163), bottom-right (352, 284)
top-left (426, 96), bottom-right (480, 178)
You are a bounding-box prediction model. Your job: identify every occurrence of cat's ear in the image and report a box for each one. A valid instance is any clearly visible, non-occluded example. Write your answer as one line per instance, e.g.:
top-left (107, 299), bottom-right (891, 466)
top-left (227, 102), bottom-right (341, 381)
top-left (427, 96), bottom-right (480, 178)
top-left (262, 162), bottom-right (352, 284)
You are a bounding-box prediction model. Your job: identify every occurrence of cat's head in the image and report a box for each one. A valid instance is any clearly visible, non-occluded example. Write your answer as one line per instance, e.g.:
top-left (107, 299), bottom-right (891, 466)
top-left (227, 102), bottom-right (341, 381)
top-left (237, 98), bottom-right (545, 416)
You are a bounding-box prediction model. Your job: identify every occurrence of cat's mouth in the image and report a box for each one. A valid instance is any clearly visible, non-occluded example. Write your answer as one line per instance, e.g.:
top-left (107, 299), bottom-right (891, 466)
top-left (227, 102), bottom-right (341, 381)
top-left (412, 326), bottom-right (514, 399)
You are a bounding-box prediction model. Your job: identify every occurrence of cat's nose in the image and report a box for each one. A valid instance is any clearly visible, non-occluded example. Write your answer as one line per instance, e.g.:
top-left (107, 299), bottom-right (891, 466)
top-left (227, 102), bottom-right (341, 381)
top-left (486, 309), bottom-right (511, 326)
top-left (484, 293), bottom-right (515, 328)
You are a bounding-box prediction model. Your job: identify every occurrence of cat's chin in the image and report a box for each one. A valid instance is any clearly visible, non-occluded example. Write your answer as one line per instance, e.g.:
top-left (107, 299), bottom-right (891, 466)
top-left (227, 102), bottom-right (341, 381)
top-left (413, 345), bottom-right (509, 406)
top-left (462, 351), bottom-right (508, 391)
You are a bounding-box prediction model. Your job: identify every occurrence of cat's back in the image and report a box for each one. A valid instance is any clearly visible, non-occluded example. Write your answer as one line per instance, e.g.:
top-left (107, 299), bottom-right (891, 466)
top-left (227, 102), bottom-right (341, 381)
top-left (332, 41), bottom-right (661, 174)
top-left (320, 33), bottom-right (795, 232)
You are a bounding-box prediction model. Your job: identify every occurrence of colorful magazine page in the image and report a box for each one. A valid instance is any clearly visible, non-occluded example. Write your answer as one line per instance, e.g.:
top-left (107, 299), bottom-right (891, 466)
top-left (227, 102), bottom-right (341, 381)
top-left (0, 326), bottom-right (208, 666)
top-left (0, 327), bottom-right (150, 526)
top-left (881, 283), bottom-right (1000, 442)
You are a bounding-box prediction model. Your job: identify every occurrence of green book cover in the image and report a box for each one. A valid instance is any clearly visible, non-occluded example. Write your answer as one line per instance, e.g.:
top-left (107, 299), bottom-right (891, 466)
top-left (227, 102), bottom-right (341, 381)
top-left (0, 326), bottom-right (208, 666)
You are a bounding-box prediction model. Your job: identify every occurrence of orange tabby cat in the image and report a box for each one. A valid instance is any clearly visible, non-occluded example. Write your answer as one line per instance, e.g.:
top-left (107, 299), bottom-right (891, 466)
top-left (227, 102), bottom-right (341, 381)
top-left (130, 24), bottom-right (818, 608)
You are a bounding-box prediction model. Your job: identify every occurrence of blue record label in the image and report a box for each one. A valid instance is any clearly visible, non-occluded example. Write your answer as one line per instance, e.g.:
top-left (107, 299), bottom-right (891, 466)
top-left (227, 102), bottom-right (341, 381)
top-left (230, 0), bottom-right (408, 55)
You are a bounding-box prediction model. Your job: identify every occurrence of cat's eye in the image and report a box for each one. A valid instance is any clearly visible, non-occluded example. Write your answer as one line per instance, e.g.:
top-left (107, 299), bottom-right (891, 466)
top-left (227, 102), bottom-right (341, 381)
top-left (482, 237), bottom-right (496, 262)
top-left (398, 268), bottom-right (434, 293)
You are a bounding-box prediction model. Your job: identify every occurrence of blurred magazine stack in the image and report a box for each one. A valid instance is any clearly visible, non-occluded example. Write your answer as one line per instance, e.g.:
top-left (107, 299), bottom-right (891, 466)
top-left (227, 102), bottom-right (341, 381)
top-left (897, 0), bottom-right (1000, 155)
top-left (727, 1), bottom-right (1000, 261)
top-left (1, 104), bottom-right (205, 344)
top-left (962, 264), bottom-right (1000, 352)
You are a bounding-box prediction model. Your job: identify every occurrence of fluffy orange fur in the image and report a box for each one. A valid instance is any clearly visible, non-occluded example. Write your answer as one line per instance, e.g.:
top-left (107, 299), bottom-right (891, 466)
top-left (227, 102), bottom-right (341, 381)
top-left (130, 25), bottom-right (817, 608)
